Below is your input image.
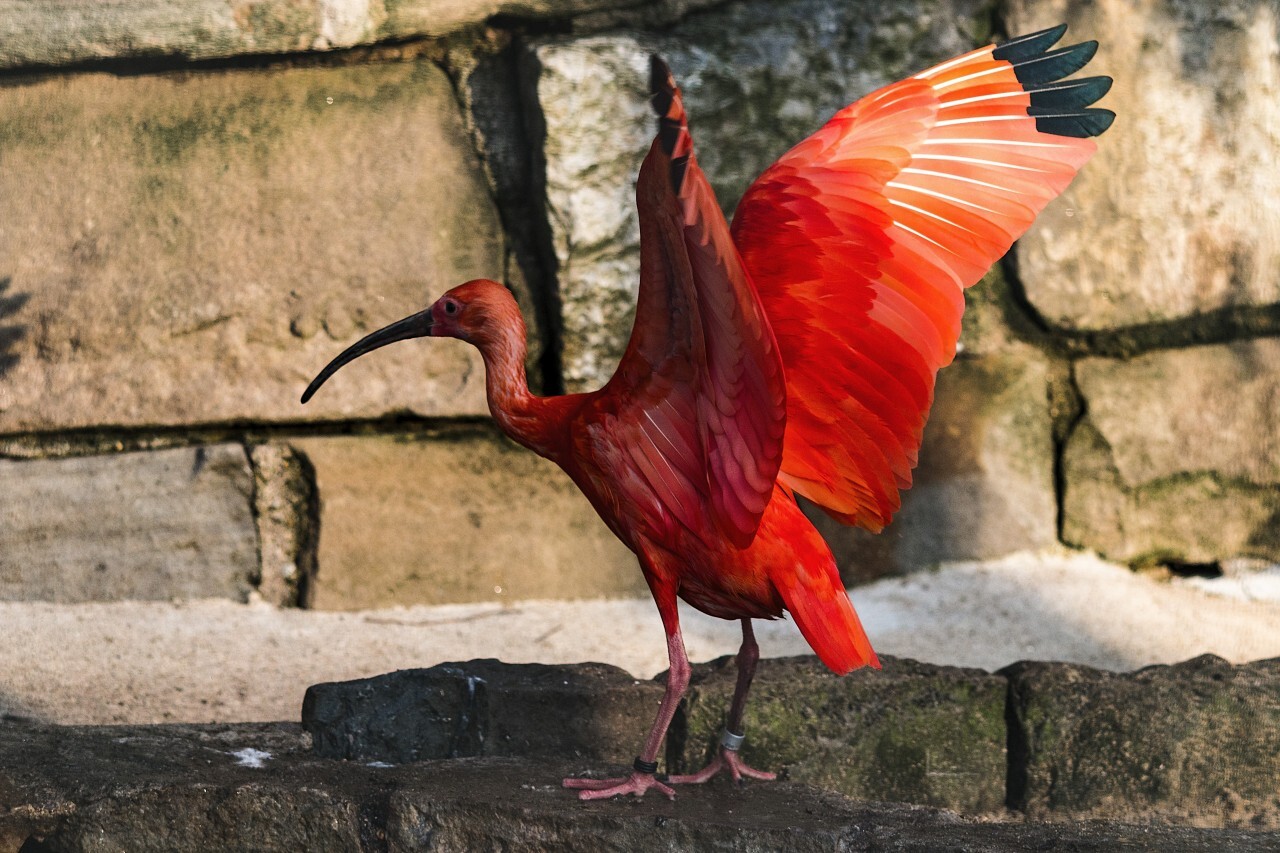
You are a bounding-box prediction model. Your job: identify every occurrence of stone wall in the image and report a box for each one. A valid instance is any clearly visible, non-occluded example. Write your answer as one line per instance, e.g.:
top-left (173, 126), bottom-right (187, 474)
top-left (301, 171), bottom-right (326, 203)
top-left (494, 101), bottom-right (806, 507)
top-left (2, 0), bottom-right (1277, 608)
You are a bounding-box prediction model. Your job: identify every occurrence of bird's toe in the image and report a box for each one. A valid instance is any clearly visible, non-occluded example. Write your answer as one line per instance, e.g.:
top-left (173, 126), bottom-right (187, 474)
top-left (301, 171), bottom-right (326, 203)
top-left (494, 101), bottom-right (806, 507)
top-left (564, 771), bottom-right (675, 800)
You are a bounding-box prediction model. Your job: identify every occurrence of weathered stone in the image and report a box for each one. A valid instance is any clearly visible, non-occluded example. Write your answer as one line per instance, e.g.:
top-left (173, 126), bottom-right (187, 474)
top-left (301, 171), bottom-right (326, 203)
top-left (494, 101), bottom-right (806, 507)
top-left (0, 445), bottom-right (257, 603)
top-left (248, 444), bottom-right (319, 607)
top-left (8, 720), bottom-right (1273, 852)
top-left (672, 655), bottom-right (1007, 813)
top-left (813, 349), bottom-right (1058, 582)
top-left (535, 0), bottom-right (992, 390)
top-left (0, 0), bottom-right (728, 70)
top-left (449, 37), bottom-right (552, 388)
top-left (1063, 339), bottom-right (1280, 564)
top-left (1007, 0), bottom-right (1280, 331)
top-left (1005, 655), bottom-right (1280, 828)
top-left (302, 660), bottom-right (663, 764)
top-left (293, 429), bottom-right (643, 609)
top-left (1077, 340), bottom-right (1280, 487)
top-left (0, 58), bottom-right (501, 432)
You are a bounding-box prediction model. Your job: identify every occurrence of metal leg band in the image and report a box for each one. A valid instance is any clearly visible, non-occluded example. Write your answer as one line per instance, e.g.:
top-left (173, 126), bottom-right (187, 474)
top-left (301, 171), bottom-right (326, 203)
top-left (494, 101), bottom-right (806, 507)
top-left (633, 756), bottom-right (659, 775)
top-left (720, 728), bottom-right (745, 751)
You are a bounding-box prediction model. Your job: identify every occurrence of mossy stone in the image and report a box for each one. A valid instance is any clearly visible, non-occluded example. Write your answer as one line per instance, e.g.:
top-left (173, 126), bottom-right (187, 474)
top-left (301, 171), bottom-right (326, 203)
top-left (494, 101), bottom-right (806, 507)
top-left (670, 654), bottom-right (1008, 813)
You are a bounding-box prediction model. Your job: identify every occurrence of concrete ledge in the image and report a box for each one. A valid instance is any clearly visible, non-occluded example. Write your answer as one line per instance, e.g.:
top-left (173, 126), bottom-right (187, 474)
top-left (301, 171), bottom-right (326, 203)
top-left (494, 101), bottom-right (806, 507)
top-left (4, 721), bottom-right (1276, 852)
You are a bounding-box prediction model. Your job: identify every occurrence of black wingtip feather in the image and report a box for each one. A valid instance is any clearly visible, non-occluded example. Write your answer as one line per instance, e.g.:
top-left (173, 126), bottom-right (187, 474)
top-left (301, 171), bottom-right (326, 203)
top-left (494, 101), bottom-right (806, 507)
top-left (670, 155), bottom-right (690, 192)
top-left (650, 55), bottom-right (673, 117)
top-left (1030, 107), bottom-right (1116, 138)
top-left (1012, 40), bottom-right (1099, 85)
top-left (993, 24), bottom-right (1068, 62)
top-left (1028, 76), bottom-right (1113, 110)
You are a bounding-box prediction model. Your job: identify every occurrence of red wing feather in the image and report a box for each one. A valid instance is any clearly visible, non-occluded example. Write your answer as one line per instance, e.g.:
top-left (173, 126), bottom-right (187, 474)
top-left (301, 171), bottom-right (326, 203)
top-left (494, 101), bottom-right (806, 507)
top-left (606, 58), bottom-right (787, 549)
top-left (732, 26), bottom-right (1112, 531)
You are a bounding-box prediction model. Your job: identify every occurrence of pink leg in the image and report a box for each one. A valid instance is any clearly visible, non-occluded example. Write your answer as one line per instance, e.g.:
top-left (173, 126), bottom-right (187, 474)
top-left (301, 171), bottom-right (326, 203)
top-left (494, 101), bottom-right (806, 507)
top-left (563, 583), bottom-right (689, 800)
top-left (667, 619), bottom-right (777, 785)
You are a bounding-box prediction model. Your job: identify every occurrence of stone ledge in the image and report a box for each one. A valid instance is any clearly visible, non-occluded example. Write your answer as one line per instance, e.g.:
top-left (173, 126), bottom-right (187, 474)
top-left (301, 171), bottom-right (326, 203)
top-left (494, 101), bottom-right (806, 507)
top-left (4, 721), bottom-right (1276, 852)
top-left (302, 654), bottom-right (1280, 828)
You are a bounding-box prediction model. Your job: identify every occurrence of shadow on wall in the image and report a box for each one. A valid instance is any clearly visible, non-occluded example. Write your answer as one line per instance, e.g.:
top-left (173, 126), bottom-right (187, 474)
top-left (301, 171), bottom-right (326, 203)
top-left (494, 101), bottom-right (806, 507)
top-left (0, 277), bottom-right (28, 379)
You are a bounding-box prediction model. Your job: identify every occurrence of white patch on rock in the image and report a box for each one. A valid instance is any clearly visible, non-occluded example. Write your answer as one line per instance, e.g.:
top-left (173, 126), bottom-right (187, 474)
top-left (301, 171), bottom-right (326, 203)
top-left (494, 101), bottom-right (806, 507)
top-left (230, 747), bottom-right (273, 768)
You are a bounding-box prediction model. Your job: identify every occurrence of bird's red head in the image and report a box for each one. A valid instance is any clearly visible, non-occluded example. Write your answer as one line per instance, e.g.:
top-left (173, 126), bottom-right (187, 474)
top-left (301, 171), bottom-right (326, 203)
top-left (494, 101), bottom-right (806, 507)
top-left (427, 279), bottom-right (523, 345)
top-left (300, 278), bottom-right (520, 404)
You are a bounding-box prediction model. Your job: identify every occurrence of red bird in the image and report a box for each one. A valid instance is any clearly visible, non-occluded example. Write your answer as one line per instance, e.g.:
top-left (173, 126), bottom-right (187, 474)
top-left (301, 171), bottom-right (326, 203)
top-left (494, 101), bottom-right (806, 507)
top-left (303, 25), bottom-right (1112, 800)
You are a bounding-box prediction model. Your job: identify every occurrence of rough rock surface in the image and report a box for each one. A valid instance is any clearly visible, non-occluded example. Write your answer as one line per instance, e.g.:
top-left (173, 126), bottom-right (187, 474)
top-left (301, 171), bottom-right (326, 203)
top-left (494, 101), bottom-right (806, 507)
top-left (299, 655), bottom-right (1280, 829)
top-left (672, 655), bottom-right (1008, 813)
top-left (1006, 655), bottom-right (1280, 828)
top-left (303, 660), bottom-right (663, 764)
top-left (0, 0), bottom-right (727, 70)
top-left (248, 443), bottom-right (319, 607)
top-left (0, 57), bottom-right (499, 431)
top-left (302, 654), bottom-right (1009, 814)
top-left (1007, 0), bottom-right (1280, 331)
top-left (534, 0), bottom-right (992, 391)
top-left (1063, 339), bottom-right (1280, 563)
top-left (294, 429), bottom-right (642, 609)
top-left (0, 445), bottom-right (257, 603)
top-left (5, 719), bottom-right (1278, 852)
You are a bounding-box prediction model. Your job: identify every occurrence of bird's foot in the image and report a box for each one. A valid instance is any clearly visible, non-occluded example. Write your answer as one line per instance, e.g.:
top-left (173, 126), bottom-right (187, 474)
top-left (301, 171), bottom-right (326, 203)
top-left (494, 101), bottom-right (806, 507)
top-left (665, 748), bottom-right (777, 786)
top-left (563, 770), bottom-right (676, 801)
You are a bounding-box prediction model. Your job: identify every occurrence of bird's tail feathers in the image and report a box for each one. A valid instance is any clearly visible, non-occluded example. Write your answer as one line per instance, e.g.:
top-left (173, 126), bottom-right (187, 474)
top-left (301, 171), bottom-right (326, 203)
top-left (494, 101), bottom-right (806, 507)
top-left (770, 557), bottom-right (880, 675)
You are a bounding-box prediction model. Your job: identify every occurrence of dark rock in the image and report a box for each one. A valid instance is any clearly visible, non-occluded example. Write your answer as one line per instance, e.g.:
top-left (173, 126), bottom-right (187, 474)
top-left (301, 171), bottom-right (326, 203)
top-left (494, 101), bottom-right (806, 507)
top-left (304, 657), bottom-right (1006, 813)
top-left (672, 655), bottom-right (1008, 814)
top-left (1005, 654), bottom-right (1280, 828)
top-left (302, 659), bottom-right (663, 765)
top-left (4, 719), bottom-right (1277, 852)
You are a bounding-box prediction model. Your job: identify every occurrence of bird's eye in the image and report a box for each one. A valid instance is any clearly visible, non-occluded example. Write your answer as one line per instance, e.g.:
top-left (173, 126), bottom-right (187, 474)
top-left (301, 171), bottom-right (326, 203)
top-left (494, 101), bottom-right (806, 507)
top-left (444, 300), bottom-right (459, 315)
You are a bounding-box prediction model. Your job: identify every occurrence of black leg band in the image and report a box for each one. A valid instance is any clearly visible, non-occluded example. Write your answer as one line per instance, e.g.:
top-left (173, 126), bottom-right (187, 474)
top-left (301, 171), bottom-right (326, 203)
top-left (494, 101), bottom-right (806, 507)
top-left (633, 757), bottom-right (659, 775)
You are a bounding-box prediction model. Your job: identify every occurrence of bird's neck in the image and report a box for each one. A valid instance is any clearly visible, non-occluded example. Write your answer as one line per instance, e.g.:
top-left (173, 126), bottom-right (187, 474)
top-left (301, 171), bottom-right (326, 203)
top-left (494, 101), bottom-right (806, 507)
top-left (478, 331), bottom-right (568, 460)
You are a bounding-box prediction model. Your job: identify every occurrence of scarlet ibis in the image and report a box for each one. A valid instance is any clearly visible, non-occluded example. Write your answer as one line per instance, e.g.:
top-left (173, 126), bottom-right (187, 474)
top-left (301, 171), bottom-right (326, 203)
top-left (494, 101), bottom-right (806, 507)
top-left (302, 24), bottom-right (1112, 800)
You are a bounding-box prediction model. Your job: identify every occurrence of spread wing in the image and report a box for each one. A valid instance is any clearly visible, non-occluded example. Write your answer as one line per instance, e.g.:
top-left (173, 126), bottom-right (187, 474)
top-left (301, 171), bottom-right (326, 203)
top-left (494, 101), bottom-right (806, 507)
top-left (731, 25), bottom-right (1113, 531)
top-left (601, 57), bottom-right (787, 549)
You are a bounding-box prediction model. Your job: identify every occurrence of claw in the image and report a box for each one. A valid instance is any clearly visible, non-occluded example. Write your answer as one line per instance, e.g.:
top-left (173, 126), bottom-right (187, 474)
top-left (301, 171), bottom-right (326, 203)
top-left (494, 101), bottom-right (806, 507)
top-left (665, 748), bottom-right (777, 786)
top-left (563, 771), bottom-right (676, 800)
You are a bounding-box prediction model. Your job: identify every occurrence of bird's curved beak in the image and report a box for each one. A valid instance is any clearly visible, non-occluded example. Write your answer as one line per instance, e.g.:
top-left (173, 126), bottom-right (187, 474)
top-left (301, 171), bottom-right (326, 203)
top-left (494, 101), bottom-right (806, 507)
top-left (300, 307), bottom-right (434, 404)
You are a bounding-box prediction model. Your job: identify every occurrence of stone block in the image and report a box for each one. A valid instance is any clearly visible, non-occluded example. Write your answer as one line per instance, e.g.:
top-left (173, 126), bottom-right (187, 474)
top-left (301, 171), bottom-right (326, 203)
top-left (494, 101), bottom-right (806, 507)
top-left (0, 0), bottom-right (727, 69)
top-left (0, 445), bottom-right (257, 602)
top-left (1063, 339), bottom-right (1280, 563)
top-left (0, 58), bottom-right (501, 432)
top-left (1007, 0), bottom-right (1280, 331)
top-left (671, 655), bottom-right (1008, 813)
top-left (813, 349), bottom-right (1058, 582)
top-left (293, 430), bottom-right (643, 609)
top-left (534, 0), bottom-right (992, 390)
top-left (1005, 655), bottom-right (1280, 828)
top-left (302, 660), bottom-right (663, 764)
top-left (248, 443), bottom-right (319, 607)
